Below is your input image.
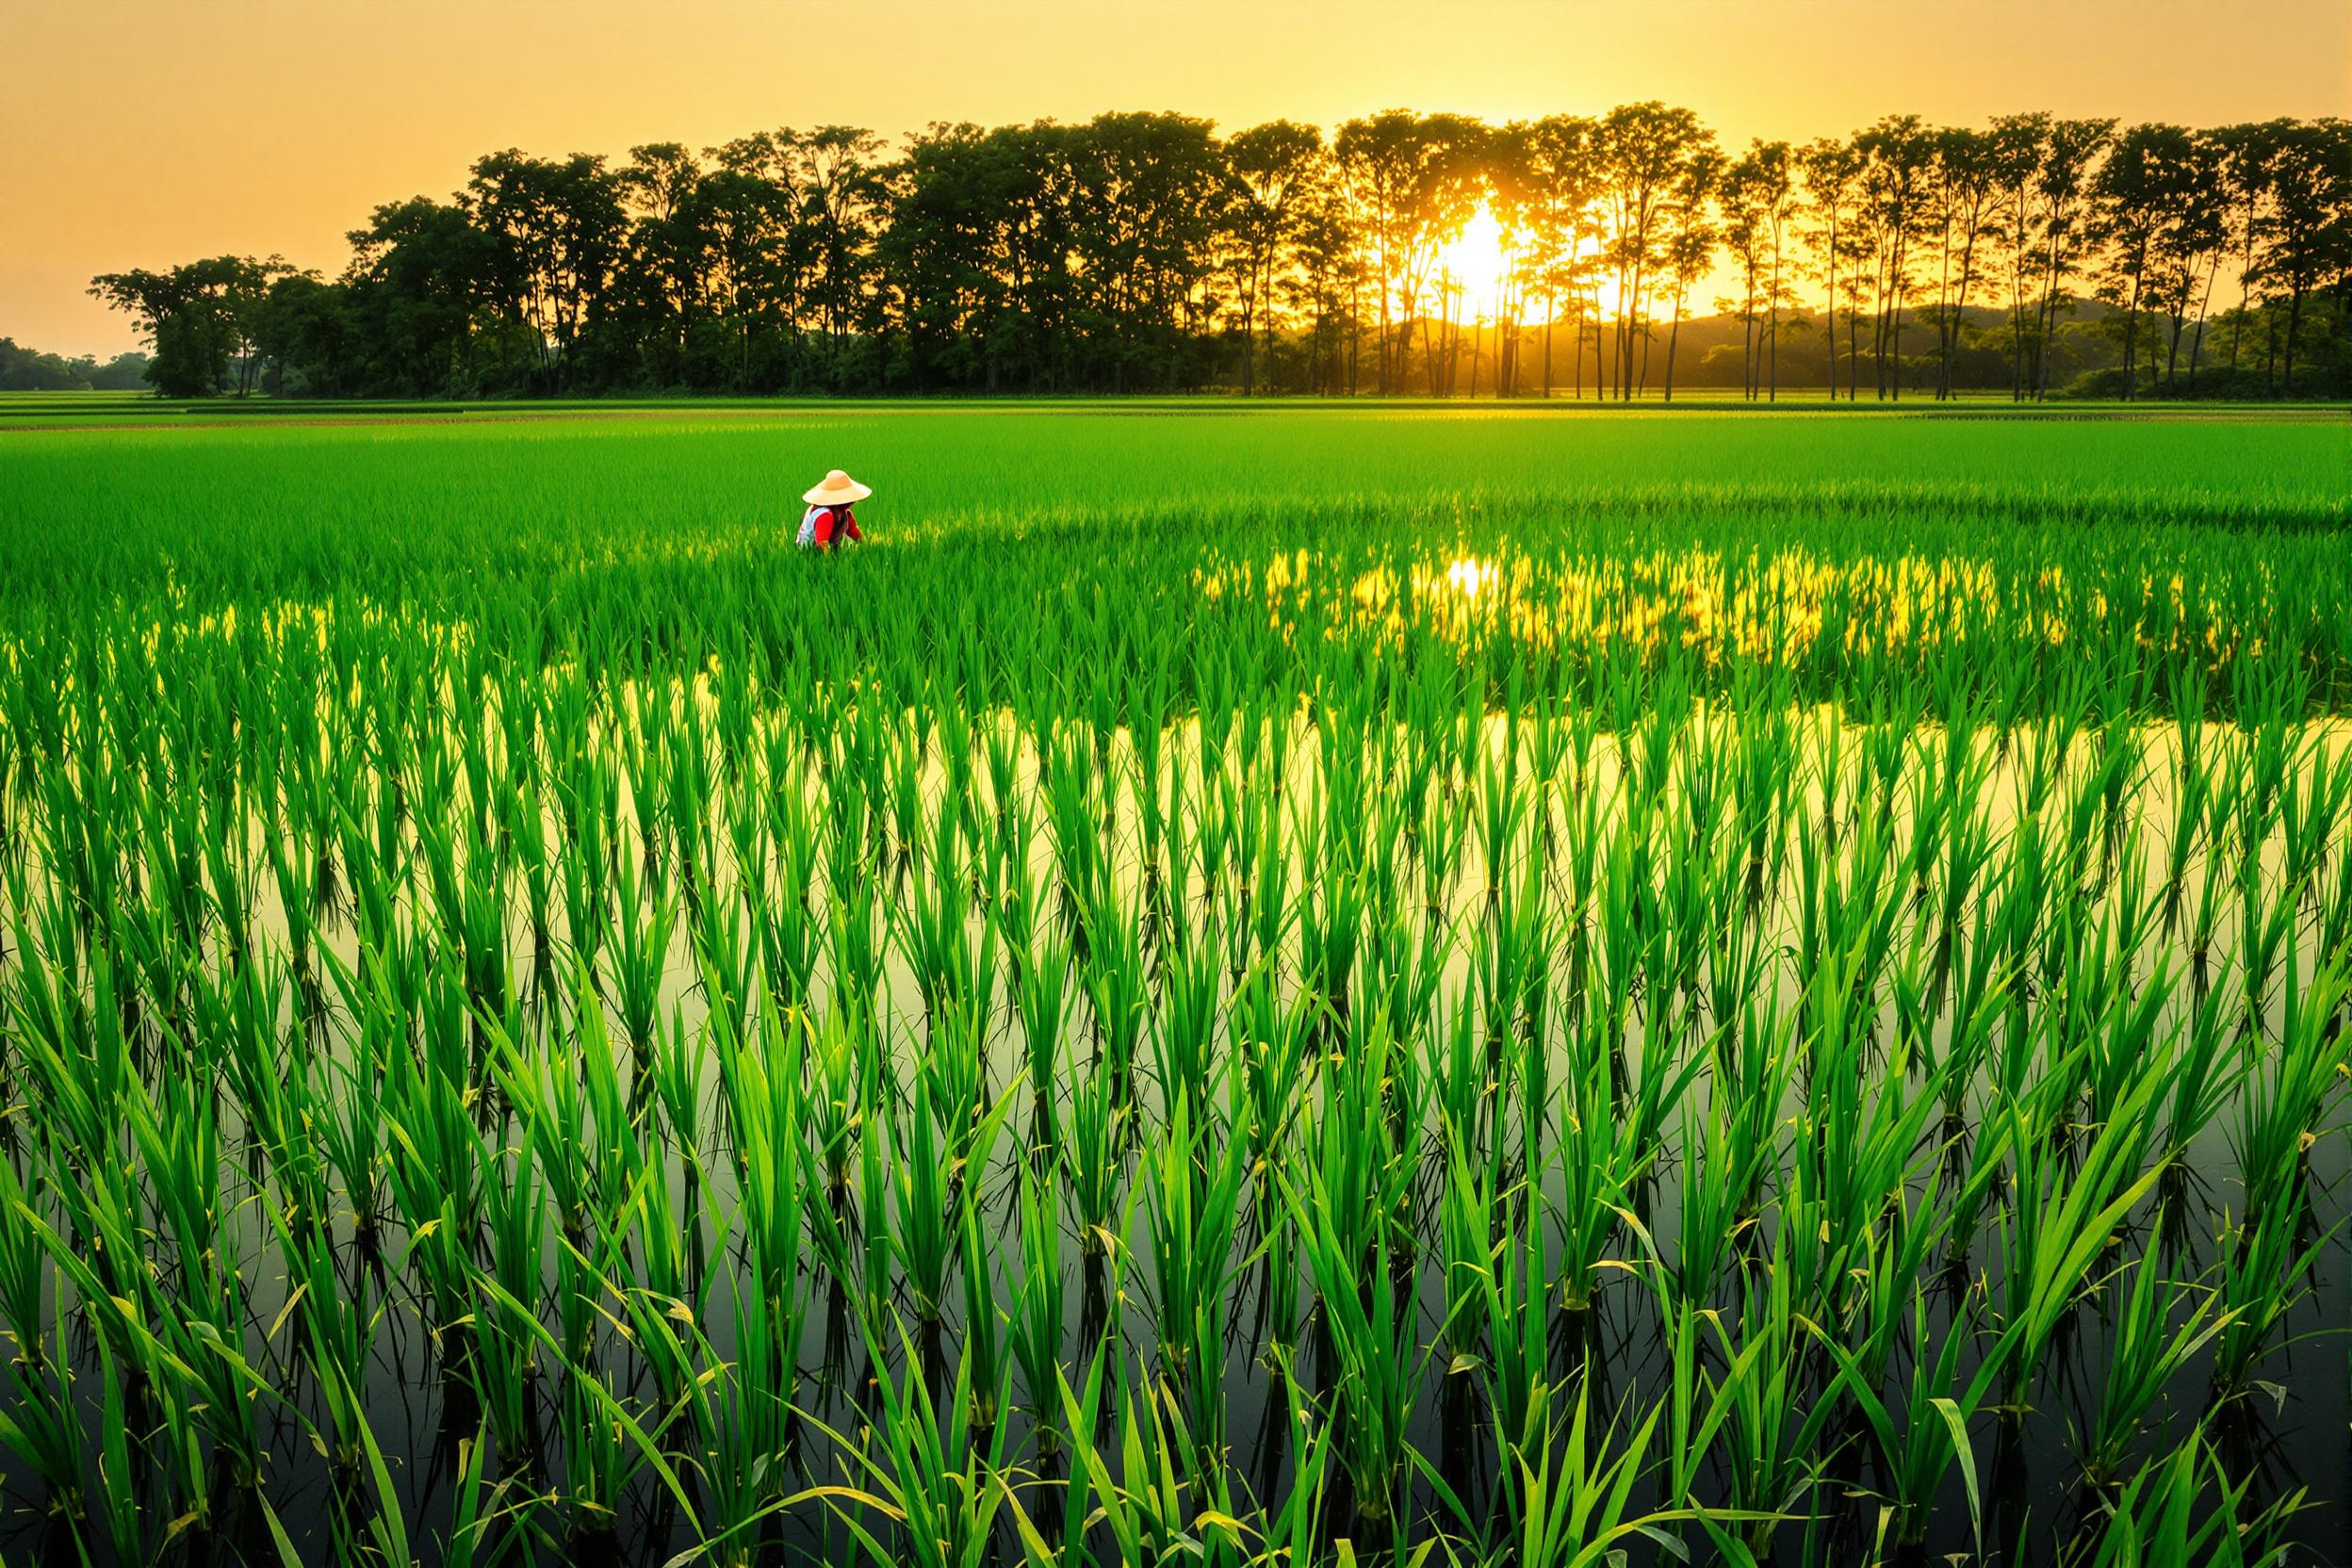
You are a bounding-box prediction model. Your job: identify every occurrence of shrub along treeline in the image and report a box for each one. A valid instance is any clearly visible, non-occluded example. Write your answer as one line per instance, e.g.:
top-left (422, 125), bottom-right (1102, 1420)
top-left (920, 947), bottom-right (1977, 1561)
top-left (87, 108), bottom-right (2351, 400)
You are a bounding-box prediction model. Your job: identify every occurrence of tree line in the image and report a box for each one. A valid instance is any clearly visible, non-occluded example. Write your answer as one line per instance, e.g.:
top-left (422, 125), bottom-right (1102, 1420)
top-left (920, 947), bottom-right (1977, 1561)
top-left (83, 107), bottom-right (2352, 400)
top-left (0, 338), bottom-right (152, 393)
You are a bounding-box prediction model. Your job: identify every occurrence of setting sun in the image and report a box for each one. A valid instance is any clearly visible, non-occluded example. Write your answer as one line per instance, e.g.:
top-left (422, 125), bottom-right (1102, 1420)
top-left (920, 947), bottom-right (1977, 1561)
top-left (1440, 204), bottom-right (1512, 318)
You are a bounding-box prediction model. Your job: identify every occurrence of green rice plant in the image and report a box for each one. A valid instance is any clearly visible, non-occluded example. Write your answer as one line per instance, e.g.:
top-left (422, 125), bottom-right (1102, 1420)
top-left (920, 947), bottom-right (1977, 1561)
top-left (1063, 1054), bottom-right (1129, 1260)
top-left (433, 1422), bottom-right (546, 1568)
top-left (799, 1336), bottom-right (1021, 1568)
top-left (2206, 1181), bottom-right (2333, 1399)
top-left (86, 1340), bottom-right (170, 1566)
top-left (756, 754), bottom-right (824, 1010)
top-left (1004, 1158), bottom-right (1069, 1434)
top-left (1471, 1158), bottom-right (1555, 1464)
top-left (2162, 973), bottom-right (2249, 1163)
top-left (1699, 1226), bottom-right (1845, 1561)
top-left (1546, 1034), bottom-right (1650, 1315)
top-left (1435, 1116), bottom-right (1500, 1367)
top-left (1669, 1086), bottom-right (1767, 1309)
top-left (1810, 1277), bottom-right (2015, 1552)
top-left (888, 1078), bottom-right (960, 1328)
top-left (2076, 1244), bottom-right (2230, 1488)
top-left (806, 1003), bottom-right (870, 1201)
top-left (1472, 832), bottom-right (1554, 1063)
top-left (1797, 955), bottom-right (1949, 1279)
top-left (898, 809), bottom-right (986, 1032)
top-left (473, 1134), bottom-right (552, 1462)
top-left (1016, 928), bottom-right (1074, 1150)
top-left (1137, 1097), bottom-right (1254, 1455)
top-left (1230, 955), bottom-right (1315, 1191)
top-left (1239, 1355), bottom-right (1341, 1568)
top-left (827, 876), bottom-right (887, 1021)
top-left (1080, 881), bottom-right (1150, 1101)
top-left (2074, 1432), bottom-right (2306, 1568)
top-left (265, 1203), bottom-right (385, 1478)
top-left (1290, 1182), bottom-right (1420, 1528)
top-left (459, 1256), bottom-right (709, 1545)
top-left (2232, 956), bottom-right (2347, 1207)
top-left (1015, 1348), bottom-right (1231, 1568)
top-left (1993, 1062), bottom-right (2169, 1411)
top-left (695, 1238), bottom-right (807, 1536)
top-left (0, 1353), bottom-right (86, 1523)
top-left (959, 1199), bottom-right (1008, 1429)
top-left (1449, 1380), bottom-right (1710, 1568)
top-left (1152, 925), bottom-right (1225, 1116)
top-left (604, 848), bottom-right (677, 1055)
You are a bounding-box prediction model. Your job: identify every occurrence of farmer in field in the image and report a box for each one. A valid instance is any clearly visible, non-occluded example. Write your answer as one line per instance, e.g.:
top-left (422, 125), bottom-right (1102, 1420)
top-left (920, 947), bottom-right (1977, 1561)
top-left (798, 468), bottom-right (869, 551)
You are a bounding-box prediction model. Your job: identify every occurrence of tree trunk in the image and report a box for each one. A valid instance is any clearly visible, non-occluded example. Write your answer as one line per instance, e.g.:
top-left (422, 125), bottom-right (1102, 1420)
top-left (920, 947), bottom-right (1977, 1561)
top-left (1823, 234), bottom-right (1838, 405)
top-left (1542, 290), bottom-right (1554, 399)
top-left (1241, 289), bottom-right (1256, 396)
top-left (1847, 294), bottom-right (1861, 402)
top-left (1740, 284), bottom-right (1756, 400)
top-left (2120, 266), bottom-right (2143, 400)
top-left (2185, 249), bottom-right (2220, 397)
top-left (2282, 286), bottom-right (2304, 395)
top-left (1664, 290), bottom-right (1683, 403)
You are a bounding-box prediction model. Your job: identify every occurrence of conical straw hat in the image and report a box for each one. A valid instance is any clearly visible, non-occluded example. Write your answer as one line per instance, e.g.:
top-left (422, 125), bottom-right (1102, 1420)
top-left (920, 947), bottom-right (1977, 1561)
top-left (802, 469), bottom-right (872, 506)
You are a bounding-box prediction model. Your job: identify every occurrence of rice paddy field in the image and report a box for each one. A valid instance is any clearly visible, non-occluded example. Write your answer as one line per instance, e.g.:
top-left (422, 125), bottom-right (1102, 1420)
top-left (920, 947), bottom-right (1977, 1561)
top-left (0, 403), bottom-right (2348, 1568)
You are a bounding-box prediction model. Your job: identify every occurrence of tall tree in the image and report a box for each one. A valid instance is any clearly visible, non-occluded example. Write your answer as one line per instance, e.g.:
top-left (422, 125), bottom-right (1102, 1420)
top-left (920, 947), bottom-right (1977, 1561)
top-left (2249, 118), bottom-right (2352, 395)
top-left (1658, 145), bottom-right (1723, 401)
top-left (1519, 115), bottom-right (1601, 399)
top-left (1067, 112), bottom-right (1224, 392)
top-left (1855, 116), bottom-right (1933, 399)
top-left (2212, 122), bottom-right (2287, 374)
top-left (1334, 111), bottom-right (1479, 394)
top-left (614, 142), bottom-right (711, 386)
top-left (82, 107), bottom-right (2352, 403)
top-left (2027, 118), bottom-right (2117, 399)
top-left (2090, 123), bottom-right (2195, 399)
top-left (1926, 126), bottom-right (2000, 400)
top-left (793, 127), bottom-right (889, 389)
top-left (1797, 137), bottom-right (1863, 402)
top-left (696, 133), bottom-right (802, 392)
top-left (1219, 121), bottom-right (1328, 395)
top-left (1985, 113), bottom-right (2050, 401)
top-left (1595, 103), bottom-right (1711, 400)
top-left (2152, 131), bottom-right (2230, 394)
top-left (1748, 142), bottom-right (1797, 400)
top-left (1718, 150), bottom-right (1772, 399)
top-left (89, 254), bottom-right (295, 396)
top-left (464, 150), bottom-right (629, 390)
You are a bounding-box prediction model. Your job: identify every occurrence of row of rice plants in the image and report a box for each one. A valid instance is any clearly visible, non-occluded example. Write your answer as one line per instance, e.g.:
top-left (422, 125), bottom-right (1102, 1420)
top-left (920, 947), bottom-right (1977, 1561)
top-left (1, 516), bottom-right (2344, 1565)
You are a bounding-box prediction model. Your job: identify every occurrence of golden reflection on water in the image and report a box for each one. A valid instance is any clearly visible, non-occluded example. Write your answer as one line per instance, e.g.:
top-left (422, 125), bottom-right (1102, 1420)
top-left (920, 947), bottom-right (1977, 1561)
top-left (1194, 546), bottom-right (2271, 670)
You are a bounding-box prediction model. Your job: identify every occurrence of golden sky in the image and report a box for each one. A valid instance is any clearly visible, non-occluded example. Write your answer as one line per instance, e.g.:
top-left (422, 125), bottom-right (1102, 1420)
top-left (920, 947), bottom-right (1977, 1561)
top-left (7, 0), bottom-right (2347, 356)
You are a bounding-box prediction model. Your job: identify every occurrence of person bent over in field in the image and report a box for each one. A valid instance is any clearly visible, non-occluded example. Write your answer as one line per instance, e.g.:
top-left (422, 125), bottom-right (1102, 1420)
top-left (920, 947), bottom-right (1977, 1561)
top-left (797, 469), bottom-right (869, 551)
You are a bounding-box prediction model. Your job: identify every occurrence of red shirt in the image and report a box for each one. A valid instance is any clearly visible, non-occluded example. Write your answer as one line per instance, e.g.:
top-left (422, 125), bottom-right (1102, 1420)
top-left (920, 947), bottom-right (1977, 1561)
top-left (813, 506), bottom-right (862, 548)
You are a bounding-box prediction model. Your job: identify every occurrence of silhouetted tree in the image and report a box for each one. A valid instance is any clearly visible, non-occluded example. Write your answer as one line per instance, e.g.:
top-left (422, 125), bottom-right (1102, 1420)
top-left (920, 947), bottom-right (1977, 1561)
top-left (1596, 103), bottom-right (1712, 400)
top-left (1797, 136), bottom-right (1864, 401)
top-left (89, 254), bottom-right (295, 396)
top-left (1219, 121), bottom-right (1327, 396)
top-left (1926, 126), bottom-right (2000, 400)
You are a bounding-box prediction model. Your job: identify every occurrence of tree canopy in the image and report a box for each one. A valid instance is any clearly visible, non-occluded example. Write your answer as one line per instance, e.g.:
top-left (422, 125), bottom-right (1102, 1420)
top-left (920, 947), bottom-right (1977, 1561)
top-left (84, 109), bottom-right (2352, 400)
